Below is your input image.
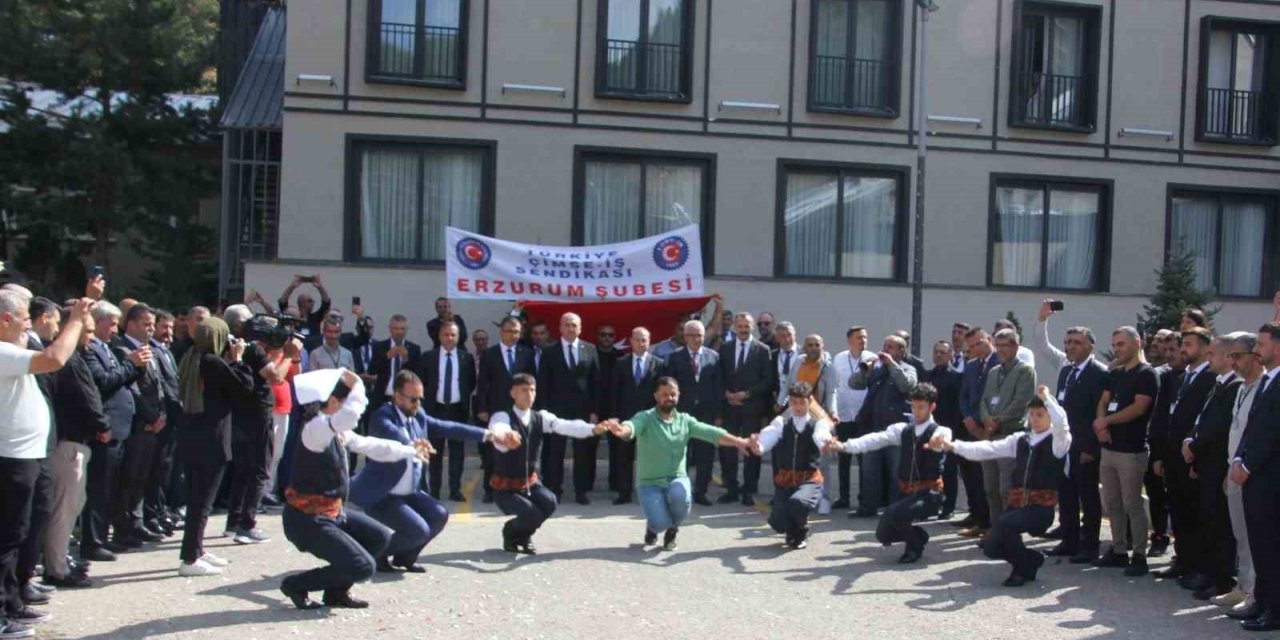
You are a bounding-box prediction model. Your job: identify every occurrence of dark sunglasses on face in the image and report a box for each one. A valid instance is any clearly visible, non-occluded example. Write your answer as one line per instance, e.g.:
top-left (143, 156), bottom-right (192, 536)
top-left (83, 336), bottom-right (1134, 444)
top-left (401, 395), bottom-right (424, 404)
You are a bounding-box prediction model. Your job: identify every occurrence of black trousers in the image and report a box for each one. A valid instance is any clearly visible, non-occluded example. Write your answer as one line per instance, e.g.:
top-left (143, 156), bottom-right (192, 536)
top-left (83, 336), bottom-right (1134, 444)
top-left (281, 507), bottom-right (390, 597)
top-left (1144, 461), bottom-right (1169, 537)
top-left (494, 484), bottom-right (558, 541)
top-left (16, 458), bottom-right (53, 587)
top-left (1198, 468), bottom-right (1234, 586)
top-left (180, 460), bottom-right (225, 564)
top-left (479, 442), bottom-right (495, 495)
top-left (768, 482), bottom-right (823, 534)
top-left (1244, 480), bottom-right (1280, 615)
top-left (82, 439), bottom-right (124, 553)
top-left (608, 433), bottom-right (636, 498)
top-left (115, 427), bottom-right (157, 535)
top-left (1164, 458), bottom-right (1201, 567)
top-left (875, 490), bottom-right (943, 552)
top-left (983, 505), bottom-right (1055, 577)
top-left (958, 458), bottom-right (990, 526)
top-left (0, 457), bottom-right (38, 617)
top-left (226, 436), bottom-right (271, 532)
top-left (722, 407), bottom-right (763, 495)
top-left (427, 402), bottom-right (468, 497)
top-left (1058, 452), bottom-right (1102, 554)
top-left (145, 422), bottom-right (178, 522)
top-left (540, 434), bottom-right (567, 497)
top-left (836, 421), bottom-right (856, 502)
top-left (572, 435), bottom-right (601, 497)
top-left (688, 439), bottom-right (716, 497)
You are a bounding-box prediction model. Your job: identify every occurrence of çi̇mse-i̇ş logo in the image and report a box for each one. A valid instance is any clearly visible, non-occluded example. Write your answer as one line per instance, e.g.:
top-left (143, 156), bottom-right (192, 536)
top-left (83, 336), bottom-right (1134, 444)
top-left (652, 235), bottom-right (690, 271)
top-left (456, 237), bottom-right (492, 269)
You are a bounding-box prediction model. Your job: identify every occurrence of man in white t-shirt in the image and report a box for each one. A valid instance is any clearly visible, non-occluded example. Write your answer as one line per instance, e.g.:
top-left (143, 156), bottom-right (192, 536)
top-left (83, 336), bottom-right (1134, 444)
top-left (0, 291), bottom-right (91, 637)
top-left (830, 325), bottom-right (877, 512)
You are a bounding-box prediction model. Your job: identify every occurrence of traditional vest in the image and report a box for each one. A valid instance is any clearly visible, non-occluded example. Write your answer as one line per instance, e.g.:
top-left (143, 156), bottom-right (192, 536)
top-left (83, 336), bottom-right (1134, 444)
top-left (286, 417), bottom-right (349, 517)
top-left (490, 410), bottom-right (544, 492)
top-left (1005, 433), bottom-right (1065, 508)
top-left (897, 422), bottom-right (945, 494)
top-left (772, 416), bottom-right (824, 488)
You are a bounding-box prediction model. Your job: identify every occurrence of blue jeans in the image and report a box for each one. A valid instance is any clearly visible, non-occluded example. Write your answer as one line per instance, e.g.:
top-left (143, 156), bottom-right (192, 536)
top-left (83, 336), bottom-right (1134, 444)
top-left (638, 477), bottom-right (692, 533)
top-left (365, 491), bottom-right (450, 564)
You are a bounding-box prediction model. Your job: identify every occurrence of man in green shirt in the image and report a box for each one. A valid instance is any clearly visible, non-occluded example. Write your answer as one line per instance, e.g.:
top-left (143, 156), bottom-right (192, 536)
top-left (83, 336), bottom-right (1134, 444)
top-left (608, 377), bottom-right (753, 550)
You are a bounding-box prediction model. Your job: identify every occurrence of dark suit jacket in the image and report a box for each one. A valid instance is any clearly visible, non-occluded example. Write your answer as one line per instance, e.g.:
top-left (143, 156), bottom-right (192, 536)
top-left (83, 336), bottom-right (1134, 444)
top-left (1188, 374), bottom-right (1242, 479)
top-left (1236, 373), bottom-right (1280, 489)
top-left (341, 332), bottom-right (375, 376)
top-left (538, 340), bottom-right (599, 420)
top-left (596, 348), bottom-right (621, 420)
top-left (1054, 357), bottom-right (1109, 456)
top-left (959, 353), bottom-right (1000, 432)
top-left (924, 365), bottom-right (963, 431)
top-left (613, 352), bottom-right (666, 422)
top-left (112, 336), bottom-right (165, 429)
top-left (1148, 366), bottom-right (1184, 459)
top-left (54, 350), bottom-right (110, 444)
top-left (349, 402), bottom-right (486, 506)
top-left (151, 339), bottom-right (184, 422)
top-left (718, 338), bottom-right (773, 417)
top-left (769, 347), bottom-right (800, 411)
top-left (83, 337), bottom-right (143, 441)
top-left (1157, 365), bottom-right (1216, 463)
top-left (418, 347), bottom-right (475, 414)
top-left (666, 347), bottom-right (721, 423)
top-left (369, 338), bottom-right (422, 399)
top-left (476, 343), bottom-right (536, 417)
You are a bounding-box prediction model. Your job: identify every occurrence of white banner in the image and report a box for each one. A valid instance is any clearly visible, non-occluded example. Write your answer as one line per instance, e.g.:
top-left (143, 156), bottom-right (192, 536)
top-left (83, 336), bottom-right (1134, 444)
top-left (446, 225), bottom-right (705, 301)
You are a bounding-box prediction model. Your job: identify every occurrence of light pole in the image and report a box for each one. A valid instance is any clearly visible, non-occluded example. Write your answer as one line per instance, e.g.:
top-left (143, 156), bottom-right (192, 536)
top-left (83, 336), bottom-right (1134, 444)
top-left (910, 0), bottom-right (938, 357)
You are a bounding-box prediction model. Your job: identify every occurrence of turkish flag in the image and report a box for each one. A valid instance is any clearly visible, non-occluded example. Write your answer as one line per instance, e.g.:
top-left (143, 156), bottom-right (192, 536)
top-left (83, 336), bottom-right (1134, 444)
top-left (520, 295), bottom-right (713, 348)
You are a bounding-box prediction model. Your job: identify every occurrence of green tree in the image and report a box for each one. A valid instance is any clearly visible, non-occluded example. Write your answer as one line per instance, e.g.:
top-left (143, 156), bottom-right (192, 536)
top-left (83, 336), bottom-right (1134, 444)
top-left (0, 0), bottom-right (220, 307)
top-left (1138, 239), bottom-right (1218, 338)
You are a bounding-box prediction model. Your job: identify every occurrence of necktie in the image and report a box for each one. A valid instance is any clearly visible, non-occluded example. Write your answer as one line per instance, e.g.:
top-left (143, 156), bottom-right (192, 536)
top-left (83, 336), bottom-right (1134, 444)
top-left (506, 347), bottom-right (514, 373)
top-left (783, 350), bottom-right (792, 375)
top-left (568, 343), bottom-right (577, 369)
top-left (953, 354), bottom-right (962, 369)
top-left (692, 350), bottom-right (701, 378)
top-left (390, 341), bottom-right (400, 377)
top-left (1176, 369), bottom-right (1196, 406)
top-left (634, 356), bottom-right (643, 385)
top-left (1064, 366), bottom-right (1080, 397)
top-left (737, 341), bottom-right (746, 369)
top-left (443, 352), bottom-right (454, 405)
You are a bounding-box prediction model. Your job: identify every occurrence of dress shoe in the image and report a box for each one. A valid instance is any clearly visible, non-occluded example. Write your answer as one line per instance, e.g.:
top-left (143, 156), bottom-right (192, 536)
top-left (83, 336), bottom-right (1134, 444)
top-left (1148, 535), bottom-right (1170, 557)
top-left (1068, 551), bottom-right (1096, 565)
top-left (936, 510), bottom-right (953, 521)
top-left (105, 539), bottom-right (138, 551)
top-left (81, 547), bottom-right (117, 562)
top-left (518, 539), bottom-right (538, 555)
top-left (644, 529), bottom-right (658, 546)
top-left (323, 591), bottom-right (369, 609)
top-left (259, 495), bottom-right (283, 509)
top-left (129, 527), bottom-right (164, 543)
top-left (898, 548), bottom-right (922, 564)
top-left (575, 494), bottom-right (590, 506)
top-left (716, 493), bottom-right (739, 505)
top-left (957, 527), bottom-right (987, 538)
top-left (1002, 572), bottom-right (1028, 587)
top-left (741, 494), bottom-right (755, 507)
top-left (950, 515), bottom-right (977, 528)
top-left (482, 491), bottom-right (494, 504)
top-left (375, 557), bottom-right (397, 573)
top-left (19, 584), bottom-right (49, 605)
top-left (831, 498), bottom-right (850, 510)
top-left (1040, 526), bottom-right (1064, 540)
top-left (1193, 583), bottom-right (1233, 601)
top-left (849, 507), bottom-right (878, 519)
top-left (1178, 573), bottom-right (1211, 592)
top-left (1228, 599), bottom-right (1262, 620)
top-left (1123, 553), bottom-right (1149, 577)
top-left (692, 495), bottom-right (712, 507)
top-left (449, 491), bottom-right (465, 502)
top-left (1045, 543), bottom-right (1076, 558)
top-left (1092, 551), bottom-right (1129, 568)
top-left (42, 573), bottom-right (91, 589)
top-left (280, 584), bottom-right (322, 610)
top-left (612, 495), bottom-right (632, 505)
top-left (391, 559), bottom-right (426, 573)
top-left (1241, 612), bottom-right (1280, 632)
top-left (662, 528), bottom-right (678, 551)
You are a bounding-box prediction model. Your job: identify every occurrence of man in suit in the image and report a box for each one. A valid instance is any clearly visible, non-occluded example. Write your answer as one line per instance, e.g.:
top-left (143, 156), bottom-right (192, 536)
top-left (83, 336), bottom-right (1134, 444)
top-left (351, 370), bottom-right (501, 573)
top-left (369, 314), bottom-right (421, 411)
top-left (850, 335), bottom-right (918, 518)
top-left (1146, 330), bottom-right (1182, 556)
top-left (892, 330), bottom-right (928, 377)
top-left (426, 297), bottom-right (468, 353)
top-left (82, 301), bottom-right (148, 558)
top-left (417, 320), bottom-right (475, 501)
top-left (538, 312), bottom-right (600, 504)
top-left (1230, 322), bottom-right (1280, 632)
top-left (717, 312), bottom-right (773, 506)
top-left (955, 327), bottom-right (997, 535)
top-left (664, 320), bottom-right (721, 505)
top-left (611, 327), bottom-right (666, 505)
top-left (923, 340), bottom-right (964, 520)
top-left (476, 317), bottom-right (536, 503)
top-left (144, 309), bottom-right (184, 536)
top-left (1153, 327), bottom-right (1217, 589)
top-left (110, 304), bottom-right (168, 545)
top-left (770, 322), bottom-right (800, 414)
top-left (340, 309), bottom-right (376, 384)
top-left (977, 328), bottom-right (1036, 525)
top-left (596, 325), bottom-right (620, 495)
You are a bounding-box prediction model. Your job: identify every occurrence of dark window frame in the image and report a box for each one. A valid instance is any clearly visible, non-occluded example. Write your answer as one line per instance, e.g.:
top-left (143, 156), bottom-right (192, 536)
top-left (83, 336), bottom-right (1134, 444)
top-left (571, 146), bottom-right (716, 273)
top-left (805, 0), bottom-right (905, 118)
top-left (773, 159), bottom-right (910, 283)
top-left (1164, 184), bottom-right (1280, 300)
top-left (594, 0), bottom-right (697, 103)
top-left (343, 134), bottom-right (496, 265)
top-left (1008, 0), bottom-right (1102, 133)
top-left (365, 0), bottom-right (469, 90)
top-left (986, 173), bottom-right (1113, 292)
top-left (1195, 16), bottom-right (1280, 146)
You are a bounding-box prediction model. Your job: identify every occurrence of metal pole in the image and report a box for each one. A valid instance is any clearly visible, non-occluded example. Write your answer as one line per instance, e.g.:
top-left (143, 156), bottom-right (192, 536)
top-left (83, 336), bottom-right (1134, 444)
top-left (910, 5), bottom-right (930, 357)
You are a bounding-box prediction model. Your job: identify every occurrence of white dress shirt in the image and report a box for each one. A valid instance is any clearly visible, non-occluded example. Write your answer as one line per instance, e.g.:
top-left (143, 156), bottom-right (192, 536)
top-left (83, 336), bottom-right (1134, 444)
top-left (301, 379), bottom-right (417, 461)
top-left (950, 395), bottom-right (1071, 462)
top-left (487, 407), bottom-right (597, 451)
top-left (830, 349), bottom-right (876, 423)
top-left (1171, 360), bottom-right (1211, 414)
top-left (838, 418), bottom-right (954, 455)
top-left (436, 348), bottom-right (462, 405)
top-left (562, 338), bottom-right (580, 368)
top-left (757, 412), bottom-right (833, 454)
top-left (391, 407), bottom-right (423, 496)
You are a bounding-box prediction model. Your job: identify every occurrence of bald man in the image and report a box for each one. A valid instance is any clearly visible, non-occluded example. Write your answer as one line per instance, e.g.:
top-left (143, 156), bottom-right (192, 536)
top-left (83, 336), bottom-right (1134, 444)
top-left (536, 313), bottom-right (600, 504)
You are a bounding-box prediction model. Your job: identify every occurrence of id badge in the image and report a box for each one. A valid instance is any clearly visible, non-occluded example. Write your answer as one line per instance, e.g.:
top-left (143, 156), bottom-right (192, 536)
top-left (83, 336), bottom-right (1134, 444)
top-left (1057, 390), bottom-right (1066, 401)
top-left (990, 395), bottom-right (1001, 406)
top-left (1107, 401), bottom-right (1119, 413)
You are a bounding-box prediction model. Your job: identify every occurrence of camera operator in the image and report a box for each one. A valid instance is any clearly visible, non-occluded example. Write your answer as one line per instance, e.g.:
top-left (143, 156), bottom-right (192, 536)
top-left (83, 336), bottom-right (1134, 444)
top-left (221, 306), bottom-right (302, 545)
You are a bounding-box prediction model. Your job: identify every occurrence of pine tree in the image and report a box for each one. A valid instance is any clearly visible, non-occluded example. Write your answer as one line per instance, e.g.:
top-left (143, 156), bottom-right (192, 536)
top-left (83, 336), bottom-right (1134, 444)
top-left (1138, 239), bottom-right (1218, 337)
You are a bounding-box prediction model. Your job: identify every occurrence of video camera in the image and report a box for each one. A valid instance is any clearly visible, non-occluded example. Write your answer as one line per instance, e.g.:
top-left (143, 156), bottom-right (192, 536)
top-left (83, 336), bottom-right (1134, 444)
top-left (243, 313), bottom-right (306, 349)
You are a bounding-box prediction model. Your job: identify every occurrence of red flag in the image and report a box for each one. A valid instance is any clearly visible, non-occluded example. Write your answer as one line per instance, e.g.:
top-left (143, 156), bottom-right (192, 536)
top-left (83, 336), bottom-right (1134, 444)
top-left (519, 295), bottom-right (713, 348)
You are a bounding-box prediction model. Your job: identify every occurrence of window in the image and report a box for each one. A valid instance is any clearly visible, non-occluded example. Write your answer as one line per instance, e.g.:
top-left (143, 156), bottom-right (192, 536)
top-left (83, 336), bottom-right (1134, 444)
top-left (366, 0), bottom-right (467, 88)
top-left (573, 149), bottom-right (713, 269)
top-left (808, 0), bottom-right (902, 116)
top-left (989, 177), bottom-right (1109, 291)
top-left (1170, 190), bottom-right (1278, 298)
top-left (1009, 1), bottom-right (1101, 131)
top-left (776, 163), bottom-right (905, 280)
top-left (1197, 18), bottom-right (1280, 145)
top-left (596, 0), bottom-right (694, 101)
top-left (347, 138), bottom-right (493, 262)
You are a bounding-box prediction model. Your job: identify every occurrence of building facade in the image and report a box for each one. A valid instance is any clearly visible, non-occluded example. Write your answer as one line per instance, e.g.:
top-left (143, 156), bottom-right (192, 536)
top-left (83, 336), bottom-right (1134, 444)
top-left (246, 0), bottom-right (1280, 373)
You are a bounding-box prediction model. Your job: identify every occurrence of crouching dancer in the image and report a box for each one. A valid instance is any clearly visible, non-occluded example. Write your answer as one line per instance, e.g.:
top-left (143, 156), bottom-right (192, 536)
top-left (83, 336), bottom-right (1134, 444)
top-left (753, 382), bottom-right (833, 549)
top-left (487, 373), bottom-right (610, 555)
top-left (280, 369), bottom-right (432, 610)
top-left (826, 384), bottom-right (949, 563)
top-left (928, 385), bottom-right (1070, 586)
